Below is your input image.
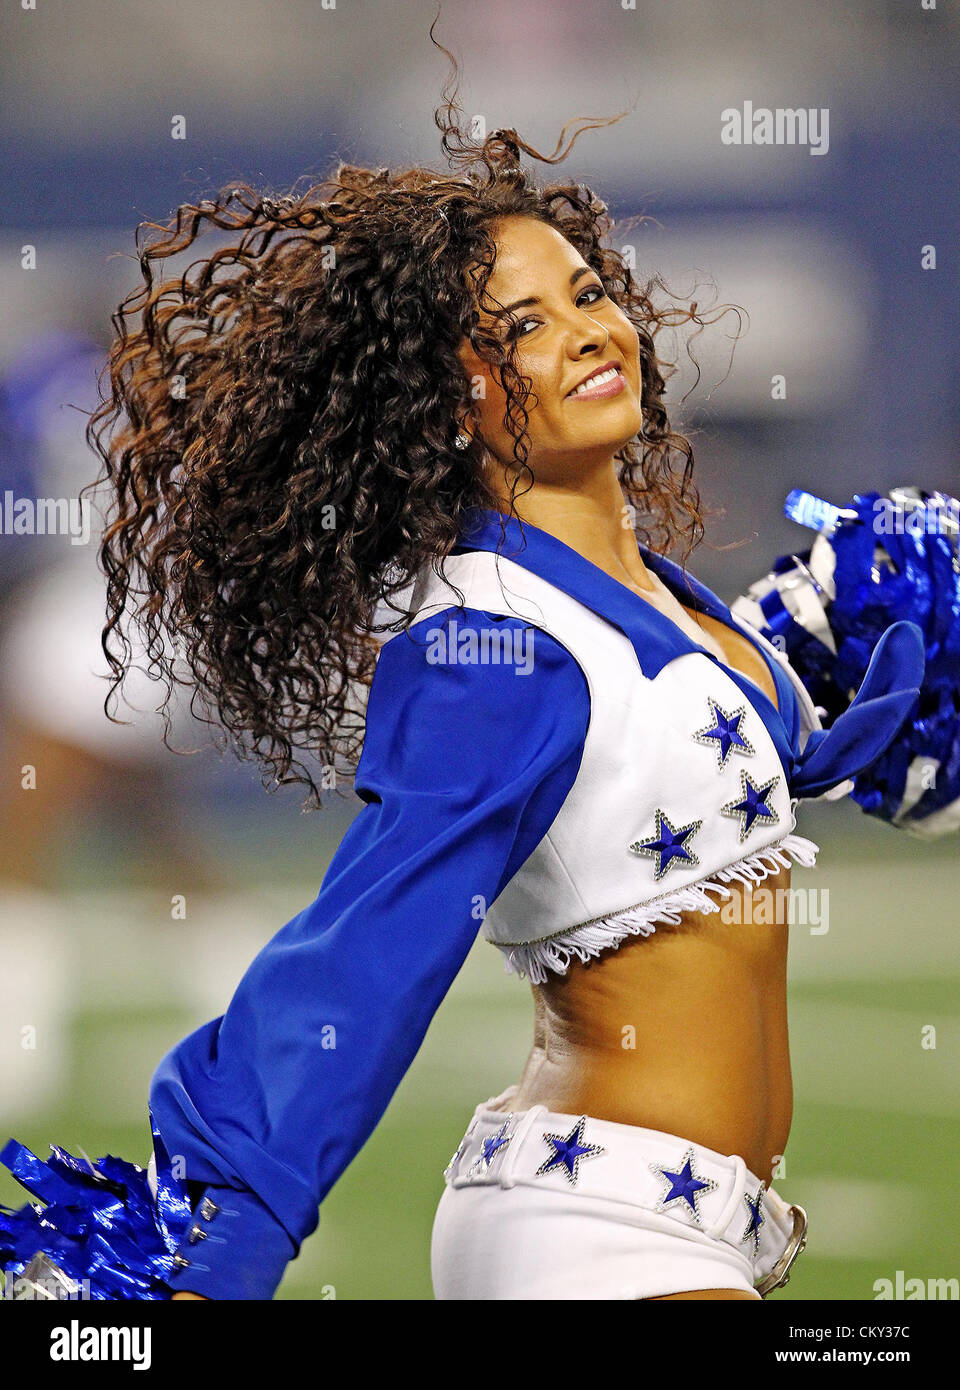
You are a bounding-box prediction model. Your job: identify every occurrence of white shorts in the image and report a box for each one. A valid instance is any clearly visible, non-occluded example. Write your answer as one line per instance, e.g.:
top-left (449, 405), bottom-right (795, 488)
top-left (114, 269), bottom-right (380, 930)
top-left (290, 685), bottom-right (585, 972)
top-left (431, 1086), bottom-right (803, 1300)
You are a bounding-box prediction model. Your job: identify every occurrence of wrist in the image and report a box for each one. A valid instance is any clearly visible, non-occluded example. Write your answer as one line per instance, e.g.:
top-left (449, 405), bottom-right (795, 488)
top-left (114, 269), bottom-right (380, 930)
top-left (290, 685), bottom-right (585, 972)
top-left (166, 1183), bottom-right (297, 1301)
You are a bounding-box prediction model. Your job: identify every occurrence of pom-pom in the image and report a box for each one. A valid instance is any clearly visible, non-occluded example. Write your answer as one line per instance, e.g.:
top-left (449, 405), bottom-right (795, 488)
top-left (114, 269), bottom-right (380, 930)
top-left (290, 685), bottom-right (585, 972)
top-left (733, 486), bottom-right (960, 835)
top-left (0, 1118), bottom-right (193, 1300)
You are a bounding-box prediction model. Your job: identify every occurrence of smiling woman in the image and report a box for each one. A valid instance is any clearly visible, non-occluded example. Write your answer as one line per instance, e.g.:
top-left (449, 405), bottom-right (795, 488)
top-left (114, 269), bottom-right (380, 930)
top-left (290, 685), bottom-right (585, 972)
top-left (0, 25), bottom-right (931, 1305)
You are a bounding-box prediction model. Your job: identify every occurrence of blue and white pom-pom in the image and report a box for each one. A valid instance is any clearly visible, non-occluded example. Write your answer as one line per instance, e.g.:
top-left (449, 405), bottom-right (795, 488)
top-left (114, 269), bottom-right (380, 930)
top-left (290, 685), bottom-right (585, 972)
top-left (0, 1119), bottom-right (193, 1299)
top-left (732, 486), bottom-right (960, 837)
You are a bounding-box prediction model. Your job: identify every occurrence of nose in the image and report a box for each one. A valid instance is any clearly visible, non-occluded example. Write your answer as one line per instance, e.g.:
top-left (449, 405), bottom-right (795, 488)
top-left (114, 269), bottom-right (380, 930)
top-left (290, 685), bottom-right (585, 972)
top-left (563, 309), bottom-right (609, 359)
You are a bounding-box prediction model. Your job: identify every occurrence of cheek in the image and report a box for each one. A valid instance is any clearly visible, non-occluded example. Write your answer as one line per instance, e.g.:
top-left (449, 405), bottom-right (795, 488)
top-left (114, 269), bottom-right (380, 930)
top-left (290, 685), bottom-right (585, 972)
top-left (477, 362), bottom-right (542, 428)
top-left (478, 370), bottom-right (509, 425)
top-left (461, 360), bottom-right (504, 427)
top-left (611, 313), bottom-right (640, 354)
top-left (472, 353), bottom-right (565, 437)
top-left (511, 349), bottom-right (565, 413)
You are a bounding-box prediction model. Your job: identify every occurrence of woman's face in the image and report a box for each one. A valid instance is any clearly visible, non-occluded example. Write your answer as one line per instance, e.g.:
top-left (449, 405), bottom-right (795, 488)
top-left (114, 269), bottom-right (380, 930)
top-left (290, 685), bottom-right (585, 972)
top-left (457, 214), bottom-right (644, 488)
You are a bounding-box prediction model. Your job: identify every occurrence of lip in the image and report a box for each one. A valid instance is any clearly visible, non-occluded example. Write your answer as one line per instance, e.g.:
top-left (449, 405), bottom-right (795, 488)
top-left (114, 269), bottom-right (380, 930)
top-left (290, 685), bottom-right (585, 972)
top-left (566, 360), bottom-right (627, 401)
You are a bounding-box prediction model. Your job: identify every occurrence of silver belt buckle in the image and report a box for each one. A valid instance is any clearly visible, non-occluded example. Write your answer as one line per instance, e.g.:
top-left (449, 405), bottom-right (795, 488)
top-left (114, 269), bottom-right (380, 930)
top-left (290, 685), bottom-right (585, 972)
top-left (755, 1203), bottom-right (807, 1299)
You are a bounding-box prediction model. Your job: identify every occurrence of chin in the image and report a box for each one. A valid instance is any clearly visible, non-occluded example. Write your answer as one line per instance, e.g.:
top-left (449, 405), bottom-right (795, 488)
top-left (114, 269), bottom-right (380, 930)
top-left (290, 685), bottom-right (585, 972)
top-left (577, 419), bottom-right (645, 454)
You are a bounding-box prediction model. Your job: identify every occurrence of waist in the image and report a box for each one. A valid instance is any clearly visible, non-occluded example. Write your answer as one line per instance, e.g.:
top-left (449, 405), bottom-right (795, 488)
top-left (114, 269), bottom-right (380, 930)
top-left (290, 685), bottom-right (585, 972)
top-left (515, 896), bottom-right (794, 1180)
top-left (511, 1062), bottom-right (792, 1188)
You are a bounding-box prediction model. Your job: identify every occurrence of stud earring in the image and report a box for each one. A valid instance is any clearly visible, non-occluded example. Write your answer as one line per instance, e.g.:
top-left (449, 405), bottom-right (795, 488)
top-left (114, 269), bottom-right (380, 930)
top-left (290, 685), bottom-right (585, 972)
top-left (454, 431), bottom-right (471, 450)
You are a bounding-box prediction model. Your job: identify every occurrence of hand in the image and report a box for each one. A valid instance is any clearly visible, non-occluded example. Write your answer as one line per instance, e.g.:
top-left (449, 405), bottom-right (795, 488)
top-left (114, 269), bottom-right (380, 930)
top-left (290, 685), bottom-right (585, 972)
top-left (171, 1290), bottom-right (210, 1300)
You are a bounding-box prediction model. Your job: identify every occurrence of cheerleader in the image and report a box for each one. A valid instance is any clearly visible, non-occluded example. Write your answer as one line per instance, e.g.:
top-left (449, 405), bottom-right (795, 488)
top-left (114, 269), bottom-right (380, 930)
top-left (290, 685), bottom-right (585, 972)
top-left (2, 66), bottom-right (956, 1301)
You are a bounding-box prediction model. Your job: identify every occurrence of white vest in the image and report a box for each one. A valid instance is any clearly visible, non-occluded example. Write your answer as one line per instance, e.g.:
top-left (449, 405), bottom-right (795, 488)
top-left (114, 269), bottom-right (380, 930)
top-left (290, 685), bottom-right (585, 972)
top-left (392, 549), bottom-right (827, 983)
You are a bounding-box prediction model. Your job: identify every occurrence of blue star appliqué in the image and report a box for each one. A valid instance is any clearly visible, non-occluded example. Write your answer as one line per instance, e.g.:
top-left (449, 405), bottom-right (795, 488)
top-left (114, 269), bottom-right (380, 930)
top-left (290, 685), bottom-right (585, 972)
top-left (741, 1184), bottom-right (766, 1253)
top-left (720, 770), bottom-right (780, 841)
top-left (650, 1148), bottom-right (719, 1224)
top-left (479, 1122), bottom-right (512, 1166)
top-left (535, 1117), bottom-right (605, 1186)
top-left (693, 697), bottom-right (755, 769)
top-left (629, 809), bottom-right (702, 879)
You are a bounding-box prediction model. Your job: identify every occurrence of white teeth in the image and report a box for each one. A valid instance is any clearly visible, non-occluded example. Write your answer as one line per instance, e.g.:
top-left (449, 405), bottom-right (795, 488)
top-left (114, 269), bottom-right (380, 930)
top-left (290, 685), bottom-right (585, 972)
top-left (571, 367), bottom-right (620, 396)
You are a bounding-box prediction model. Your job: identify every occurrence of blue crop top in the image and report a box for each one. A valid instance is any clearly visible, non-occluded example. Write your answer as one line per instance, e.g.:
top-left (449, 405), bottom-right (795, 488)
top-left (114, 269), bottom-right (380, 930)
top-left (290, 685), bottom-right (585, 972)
top-left (148, 509), bottom-right (921, 1299)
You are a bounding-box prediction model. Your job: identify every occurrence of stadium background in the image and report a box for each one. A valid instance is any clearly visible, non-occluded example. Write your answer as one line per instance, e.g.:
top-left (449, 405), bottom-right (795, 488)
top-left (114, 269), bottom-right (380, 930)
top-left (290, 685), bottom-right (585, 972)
top-left (0, 0), bottom-right (957, 1300)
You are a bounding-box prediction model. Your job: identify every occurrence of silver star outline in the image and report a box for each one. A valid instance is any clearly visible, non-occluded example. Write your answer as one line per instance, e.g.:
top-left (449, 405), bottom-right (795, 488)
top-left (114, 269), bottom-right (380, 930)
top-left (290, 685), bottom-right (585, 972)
top-left (628, 808), bottom-right (703, 880)
top-left (741, 1183), bottom-right (766, 1253)
top-left (469, 1120), bottom-right (513, 1174)
top-left (692, 696), bottom-right (756, 770)
top-left (535, 1116), bottom-right (606, 1187)
top-left (720, 770), bottom-right (781, 842)
top-left (649, 1146), bottom-right (720, 1226)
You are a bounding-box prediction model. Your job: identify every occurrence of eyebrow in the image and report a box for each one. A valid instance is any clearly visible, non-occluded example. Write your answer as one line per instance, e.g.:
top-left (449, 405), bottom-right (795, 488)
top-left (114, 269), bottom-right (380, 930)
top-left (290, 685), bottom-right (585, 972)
top-left (496, 266), bottom-right (596, 317)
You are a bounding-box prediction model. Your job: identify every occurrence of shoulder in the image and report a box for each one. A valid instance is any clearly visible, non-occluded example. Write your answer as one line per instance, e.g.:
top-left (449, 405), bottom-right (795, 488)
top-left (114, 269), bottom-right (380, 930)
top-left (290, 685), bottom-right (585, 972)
top-left (372, 604), bottom-right (589, 701)
top-left (361, 605), bottom-right (590, 781)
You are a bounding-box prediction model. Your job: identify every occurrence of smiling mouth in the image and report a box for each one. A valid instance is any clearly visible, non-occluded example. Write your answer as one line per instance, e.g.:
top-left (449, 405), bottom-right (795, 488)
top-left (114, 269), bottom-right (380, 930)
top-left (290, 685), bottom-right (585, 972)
top-left (566, 362), bottom-right (627, 400)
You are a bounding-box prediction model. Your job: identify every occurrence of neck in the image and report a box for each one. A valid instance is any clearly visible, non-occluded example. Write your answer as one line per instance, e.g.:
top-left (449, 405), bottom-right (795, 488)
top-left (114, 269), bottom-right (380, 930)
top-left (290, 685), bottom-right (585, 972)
top-left (487, 462), bottom-right (656, 592)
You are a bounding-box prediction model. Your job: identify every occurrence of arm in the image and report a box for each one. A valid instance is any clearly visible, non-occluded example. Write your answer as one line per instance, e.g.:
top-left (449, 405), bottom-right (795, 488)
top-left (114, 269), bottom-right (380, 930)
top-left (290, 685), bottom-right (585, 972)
top-left (148, 606), bottom-right (590, 1299)
top-left (1, 607), bottom-right (589, 1299)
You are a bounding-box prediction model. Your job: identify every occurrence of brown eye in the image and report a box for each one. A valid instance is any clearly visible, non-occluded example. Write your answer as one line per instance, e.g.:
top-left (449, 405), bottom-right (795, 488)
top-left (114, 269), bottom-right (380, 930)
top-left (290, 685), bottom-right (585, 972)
top-left (578, 284), bottom-right (606, 305)
top-left (506, 317), bottom-right (539, 342)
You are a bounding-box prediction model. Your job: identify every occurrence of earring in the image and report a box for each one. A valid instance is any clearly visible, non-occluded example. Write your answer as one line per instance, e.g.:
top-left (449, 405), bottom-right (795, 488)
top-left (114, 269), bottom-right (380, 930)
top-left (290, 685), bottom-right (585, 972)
top-left (454, 431), bottom-right (471, 450)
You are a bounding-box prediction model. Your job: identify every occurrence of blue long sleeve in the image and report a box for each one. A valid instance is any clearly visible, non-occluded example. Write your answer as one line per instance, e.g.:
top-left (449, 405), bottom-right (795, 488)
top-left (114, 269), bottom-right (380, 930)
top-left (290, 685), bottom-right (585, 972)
top-left (147, 607), bottom-right (590, 1299)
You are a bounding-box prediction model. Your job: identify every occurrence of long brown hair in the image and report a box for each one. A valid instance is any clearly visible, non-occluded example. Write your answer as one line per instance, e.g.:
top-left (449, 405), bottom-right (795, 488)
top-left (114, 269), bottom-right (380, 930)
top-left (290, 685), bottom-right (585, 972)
top-left (84, 20), bottom-right (735, 807)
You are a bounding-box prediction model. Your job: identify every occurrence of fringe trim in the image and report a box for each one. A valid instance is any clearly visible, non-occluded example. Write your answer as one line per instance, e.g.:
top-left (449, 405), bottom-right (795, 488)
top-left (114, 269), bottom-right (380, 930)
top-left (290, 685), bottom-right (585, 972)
top-left (499, 832), bottom-right (821, 985)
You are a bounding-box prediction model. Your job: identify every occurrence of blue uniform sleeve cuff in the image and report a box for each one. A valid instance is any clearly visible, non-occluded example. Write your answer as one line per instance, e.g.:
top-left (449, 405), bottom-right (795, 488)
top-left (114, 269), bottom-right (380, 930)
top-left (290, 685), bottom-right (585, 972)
top-left (165, 1184), bottom-right (298, 1300)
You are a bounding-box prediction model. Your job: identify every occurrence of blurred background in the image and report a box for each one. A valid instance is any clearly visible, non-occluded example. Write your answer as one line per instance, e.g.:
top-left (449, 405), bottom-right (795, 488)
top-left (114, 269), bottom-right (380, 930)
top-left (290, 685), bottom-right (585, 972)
top-left (0, 0), bottom-right (957, 1300)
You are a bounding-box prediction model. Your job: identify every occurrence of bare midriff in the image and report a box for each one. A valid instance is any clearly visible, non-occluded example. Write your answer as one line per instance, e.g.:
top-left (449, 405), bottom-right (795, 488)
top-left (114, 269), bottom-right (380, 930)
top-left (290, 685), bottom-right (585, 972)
top-left (509, 605), bottom-right (793, 1186)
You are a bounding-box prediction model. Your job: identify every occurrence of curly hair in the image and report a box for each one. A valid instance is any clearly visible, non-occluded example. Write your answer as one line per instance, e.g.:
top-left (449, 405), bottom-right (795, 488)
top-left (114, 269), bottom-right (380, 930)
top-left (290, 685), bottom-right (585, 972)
top-left (84, 26), bottom-right (739, 808)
